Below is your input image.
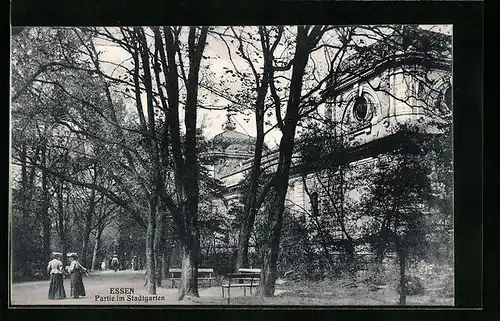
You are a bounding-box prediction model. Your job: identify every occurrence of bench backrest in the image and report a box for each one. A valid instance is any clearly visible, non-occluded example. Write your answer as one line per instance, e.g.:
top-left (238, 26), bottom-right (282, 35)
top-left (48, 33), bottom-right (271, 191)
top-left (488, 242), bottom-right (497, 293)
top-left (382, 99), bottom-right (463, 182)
top-left (228, 272), bottom-right (260, 279)
top-left (198, 268), bottom-right (214, 273)
top-left (169, 268), bottom-right (214, 276)
top-left (238, 268), bottom-right (261, 274)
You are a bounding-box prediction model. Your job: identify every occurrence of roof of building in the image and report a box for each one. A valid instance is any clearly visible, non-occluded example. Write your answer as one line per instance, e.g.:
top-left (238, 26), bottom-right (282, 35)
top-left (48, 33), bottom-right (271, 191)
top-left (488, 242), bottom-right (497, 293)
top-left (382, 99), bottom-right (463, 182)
top-left (212, 130), bottom-right (256, 152)
top-left (213, 129), bottom-right (255, 144)
top-left (343, 26), bottom-right (451, 72)
top-left (323, 26), bottom-right (452, 98)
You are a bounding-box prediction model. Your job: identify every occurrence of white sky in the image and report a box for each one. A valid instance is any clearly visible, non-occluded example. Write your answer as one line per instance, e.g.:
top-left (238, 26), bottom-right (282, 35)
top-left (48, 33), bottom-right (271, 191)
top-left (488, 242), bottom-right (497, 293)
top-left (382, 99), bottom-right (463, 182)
top-left (94, 25), bottom-right (452, 149)
top-left (95, 27), bottom-right (285, 147)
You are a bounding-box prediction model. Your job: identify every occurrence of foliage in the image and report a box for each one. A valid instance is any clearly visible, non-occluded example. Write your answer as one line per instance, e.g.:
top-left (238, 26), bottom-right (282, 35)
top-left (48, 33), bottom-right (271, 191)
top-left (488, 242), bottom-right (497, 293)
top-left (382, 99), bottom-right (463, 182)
top-left (396, 275), bottom-right (425, 295)
top-left (277, 211), bottom-right (312, 278)
top-left (10, 26), bottom-right (453, 300)
top-left (410, 260), bottom-right (454, 297)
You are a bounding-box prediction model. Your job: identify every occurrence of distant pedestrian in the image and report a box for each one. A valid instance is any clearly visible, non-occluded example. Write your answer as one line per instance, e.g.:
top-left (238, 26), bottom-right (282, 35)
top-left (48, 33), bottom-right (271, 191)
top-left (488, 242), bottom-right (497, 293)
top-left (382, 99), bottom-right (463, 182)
top-left (101, 260), bottom-right (106, 271)
top-left (132, 256), bottom-right (138, 271)
top-left (47, 252), bottom-right (66, 300)
top-left (111, 255), bottom-right (119, 272)
top-left (67, 253), bottom-right (88, 299)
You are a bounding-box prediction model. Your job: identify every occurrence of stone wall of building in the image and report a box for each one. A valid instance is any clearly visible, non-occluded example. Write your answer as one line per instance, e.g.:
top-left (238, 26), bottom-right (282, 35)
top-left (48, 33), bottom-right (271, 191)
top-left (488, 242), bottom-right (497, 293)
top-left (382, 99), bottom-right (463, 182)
top-left (208, 28), bottom-right (452, 262)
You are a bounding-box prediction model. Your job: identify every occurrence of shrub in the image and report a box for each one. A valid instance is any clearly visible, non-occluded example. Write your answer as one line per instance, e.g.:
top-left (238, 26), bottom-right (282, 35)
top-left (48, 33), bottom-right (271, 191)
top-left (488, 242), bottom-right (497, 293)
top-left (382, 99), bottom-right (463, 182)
top-left (410, 259), bottom-right (453, 297)
top-left (397, 275), bottom-right (425, 295)
top-left (436, 278), bottom-right (454, 298)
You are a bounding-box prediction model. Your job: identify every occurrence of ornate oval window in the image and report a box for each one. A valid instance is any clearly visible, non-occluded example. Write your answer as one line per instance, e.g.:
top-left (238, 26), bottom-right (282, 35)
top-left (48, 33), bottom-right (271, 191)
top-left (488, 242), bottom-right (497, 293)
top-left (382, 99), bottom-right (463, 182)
top-left (434, 85), bottom-right (452, 116)
top-left (444, 86), bottom-right (452, 111)
top-left (353, 96), bottom-right (369, 121)
top-left (351, 93), bottom-right (375, 123)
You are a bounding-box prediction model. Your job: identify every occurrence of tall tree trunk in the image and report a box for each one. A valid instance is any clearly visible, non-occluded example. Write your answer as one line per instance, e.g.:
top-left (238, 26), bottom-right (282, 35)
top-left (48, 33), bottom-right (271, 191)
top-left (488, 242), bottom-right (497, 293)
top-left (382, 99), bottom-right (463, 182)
top-left (155, 255), bottom-right (162, 287)
top-left (162, 217), bottom-right (171, 280)
top-left (235, 26), bottom-right (277, 271)
top-left (259, 26), bottom-right (312, 296)
top-left (82, 186), bottom-right (97, 267)
top-left (154, 207), bottom-right (165, 287)
top-left (161, 251), bottom-right (167, 281)
top-left (307, 189), bottom-right (334, 268)
top-left (345, 242), bottom-right (355, 272)
top-left (335, 165), bottom-right (355, 269)
top-left (20, 143), bottom-right (28, 220)
top-left (177, 26), bottom-right (207, 299)
top-left (236, 135), bottom-right (264, 271)
top-left (60, 215), bottom-right (67, 268)
top-left (178, 239), bottom-right (199, 299)
top-left (375, 238), bottom-right (387, 264)
top-left (396, 239), bottom-right (407, 305)
top-left (61, 244), bottom-right (67, 268)
top-left (375, 218), bottom-right (392, 264)
top-left (91, 226), bottom-right (103, 271)
top-left (57, 182), bottom-right (68, 267)
top-left (145, 197), bottom-right (158, 294)
top-left (177, 189), bottom-right (200, 299)
top-left (81, 220), bottom-right (92, 267)
top-left (154, 25), bottom-right (207, 300)
top-left (18, 142), bottom-right (31, 277)
top-left (236, 227), bottom-right (250, 271)
top-left (41, 145), bottom-right (51, 263)
top-left (259, 127), bottom-right (296, 296)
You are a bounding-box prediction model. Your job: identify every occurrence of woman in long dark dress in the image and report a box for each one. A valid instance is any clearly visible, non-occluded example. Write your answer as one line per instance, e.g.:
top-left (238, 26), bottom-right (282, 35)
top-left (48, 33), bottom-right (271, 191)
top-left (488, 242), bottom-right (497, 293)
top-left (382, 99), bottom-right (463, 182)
top-left (67, 253), bottom-right (88, 298)
top-left (111, 255), bottom-right (119, 272)
top-left (47, 253), bottom-right (66, 300)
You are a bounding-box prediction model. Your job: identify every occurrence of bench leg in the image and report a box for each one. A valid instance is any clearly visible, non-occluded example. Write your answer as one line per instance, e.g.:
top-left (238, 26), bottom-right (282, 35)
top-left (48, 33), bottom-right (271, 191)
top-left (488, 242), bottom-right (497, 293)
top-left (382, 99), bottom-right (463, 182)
top-left (244, 286), bottom-right (246, 297)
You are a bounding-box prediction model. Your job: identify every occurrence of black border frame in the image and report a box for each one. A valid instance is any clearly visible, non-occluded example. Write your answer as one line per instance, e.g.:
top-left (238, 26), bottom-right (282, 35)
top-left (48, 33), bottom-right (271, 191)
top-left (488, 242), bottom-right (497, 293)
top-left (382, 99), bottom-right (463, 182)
top-left (6, 0), bottom-right (487, 320)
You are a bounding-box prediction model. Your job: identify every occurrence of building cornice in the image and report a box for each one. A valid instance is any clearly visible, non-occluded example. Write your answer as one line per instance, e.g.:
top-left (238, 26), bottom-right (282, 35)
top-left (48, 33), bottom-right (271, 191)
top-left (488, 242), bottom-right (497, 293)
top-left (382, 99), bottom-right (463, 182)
top-left (323, 52), bottom-right (451, 99)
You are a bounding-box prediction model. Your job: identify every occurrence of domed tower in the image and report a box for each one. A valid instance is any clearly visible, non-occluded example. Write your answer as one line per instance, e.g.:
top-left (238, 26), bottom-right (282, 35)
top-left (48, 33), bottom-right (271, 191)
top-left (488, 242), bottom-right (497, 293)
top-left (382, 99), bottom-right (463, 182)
top-left (210, 113), bottom-right (263, 179)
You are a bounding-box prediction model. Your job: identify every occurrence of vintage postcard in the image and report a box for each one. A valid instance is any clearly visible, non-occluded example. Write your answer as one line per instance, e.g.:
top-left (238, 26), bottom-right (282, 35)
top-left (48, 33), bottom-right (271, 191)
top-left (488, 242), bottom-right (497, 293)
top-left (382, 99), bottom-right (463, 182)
top-left (9, 25), bottom-right (455, 307)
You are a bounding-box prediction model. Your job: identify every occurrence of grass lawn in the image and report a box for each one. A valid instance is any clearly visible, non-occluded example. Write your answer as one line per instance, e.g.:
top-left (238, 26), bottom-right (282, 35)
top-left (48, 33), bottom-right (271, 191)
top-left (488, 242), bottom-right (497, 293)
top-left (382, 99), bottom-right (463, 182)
top-left (11, 264), bottom-right (454, 306)
top-left (189, 275), bottom-right (454, 306)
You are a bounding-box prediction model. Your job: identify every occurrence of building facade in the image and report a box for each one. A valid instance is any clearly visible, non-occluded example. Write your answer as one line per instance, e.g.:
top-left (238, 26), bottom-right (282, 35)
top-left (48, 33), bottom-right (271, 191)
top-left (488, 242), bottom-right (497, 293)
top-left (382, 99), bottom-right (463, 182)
top-left (207, 27), bottom-right (452, 266)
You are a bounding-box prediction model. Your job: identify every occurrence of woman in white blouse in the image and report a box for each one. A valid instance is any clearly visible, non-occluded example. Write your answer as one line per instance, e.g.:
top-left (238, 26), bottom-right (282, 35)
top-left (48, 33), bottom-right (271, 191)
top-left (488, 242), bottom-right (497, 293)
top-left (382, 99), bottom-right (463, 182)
top-left (47, 253), bottom-right (66, 300)
top-left (67, 253), bottom-right (88, 298)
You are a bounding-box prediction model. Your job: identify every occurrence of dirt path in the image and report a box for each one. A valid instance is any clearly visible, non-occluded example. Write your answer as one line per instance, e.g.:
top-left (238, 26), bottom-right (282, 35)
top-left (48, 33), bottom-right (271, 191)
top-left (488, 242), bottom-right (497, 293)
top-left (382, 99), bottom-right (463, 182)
top-left (10, 270), bottom-right (452, 306)
top-left (10, 270), bottom-right (225, 306)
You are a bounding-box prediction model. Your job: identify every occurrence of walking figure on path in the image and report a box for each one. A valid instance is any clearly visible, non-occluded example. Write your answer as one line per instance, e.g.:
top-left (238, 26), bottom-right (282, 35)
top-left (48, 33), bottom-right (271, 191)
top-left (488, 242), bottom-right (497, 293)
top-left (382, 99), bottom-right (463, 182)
top-left (67, 253), bottom-right (88, 299)
top-left (47, 252), bottom-right (66, 300)
top-left (111, 255), bottom-right (119, 272)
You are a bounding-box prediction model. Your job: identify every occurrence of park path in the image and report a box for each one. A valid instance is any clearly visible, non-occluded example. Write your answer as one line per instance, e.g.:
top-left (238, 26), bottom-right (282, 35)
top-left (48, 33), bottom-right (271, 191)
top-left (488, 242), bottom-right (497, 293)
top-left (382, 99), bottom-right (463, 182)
top-left (10, 270), bottom-right (231, 306)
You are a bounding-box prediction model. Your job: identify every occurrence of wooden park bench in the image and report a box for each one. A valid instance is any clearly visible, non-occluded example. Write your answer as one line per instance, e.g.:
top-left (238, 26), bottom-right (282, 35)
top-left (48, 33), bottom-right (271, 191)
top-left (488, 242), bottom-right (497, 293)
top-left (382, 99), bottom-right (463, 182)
top-left (221, 268), bottom-right (261, 300)
top-left (169, 268), bottom-right (215, 288)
